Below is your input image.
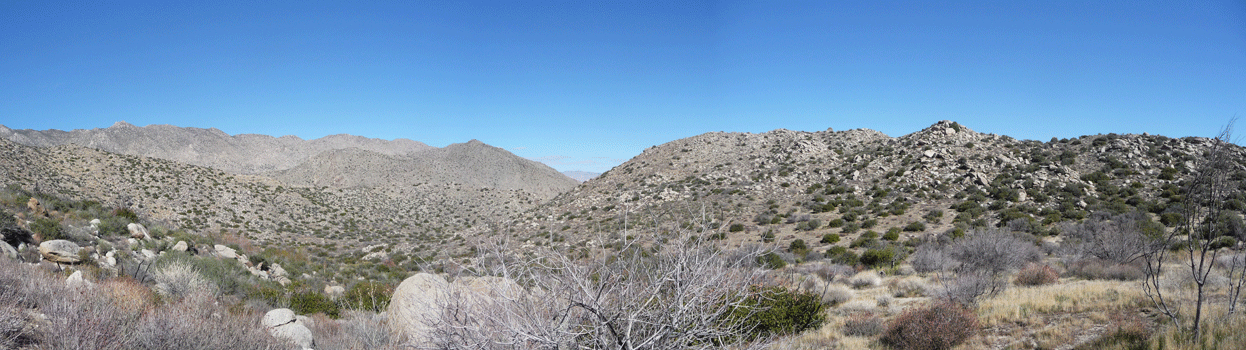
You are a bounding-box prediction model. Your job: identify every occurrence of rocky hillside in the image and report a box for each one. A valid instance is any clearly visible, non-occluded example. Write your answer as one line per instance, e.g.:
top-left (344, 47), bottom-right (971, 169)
top-left (271, 140), bottom-right (577, 200)
top-left (0, 121), bottom-right (433, 174)
top-left (500, 121), bottom-right (1245, 255)
top-left (0, 137), bottom-right (565, 260)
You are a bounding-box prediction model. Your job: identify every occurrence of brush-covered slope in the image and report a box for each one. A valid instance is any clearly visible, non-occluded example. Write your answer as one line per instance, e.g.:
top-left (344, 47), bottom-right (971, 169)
top-left (271, 140), bottom-right (577, 201)
top-left (501, 121), bottom-right (1246, 253)
top-left (0, 137), bottom-right (544, 257)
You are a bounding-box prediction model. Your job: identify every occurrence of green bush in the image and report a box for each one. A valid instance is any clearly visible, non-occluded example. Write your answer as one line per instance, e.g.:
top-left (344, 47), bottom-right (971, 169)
top-left (340, 281), bottom-right (393, 312)
top-left (731, 286), bottom-right (825, 340)
top-left (291, 291), bottom-right (340, 318)
top-left (883, 228), bottom-right (901, 241)
top-left (31, 218), bottom-right (64, 240)
top-left (757, 252), bottom-right (786, 269)
top-left (728, 223), bottom-right (744, 232)
top-left (860, 248), bottom-right (895, 268)
top-left (820, 234), bottom-right (840, 244)
top-left (788, 240), bottom-right (808, 255)
top-left (903, 221), bottom-right (926, 232)
top-left (826, 246), bottom-right (859, 265)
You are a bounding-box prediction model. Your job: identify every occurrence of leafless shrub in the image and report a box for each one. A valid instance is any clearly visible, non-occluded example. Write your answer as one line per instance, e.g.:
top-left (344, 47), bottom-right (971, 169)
top-left (420, 230), bottom-right (780, 350)
top-left (910, 243), bottom-right (956, 273)
top-left (932, 271), bottom-right (1002, 306)
top-left (842, 312), bottom-right (885, 337)
top-left (128, 293), bottom-right (284, 350)
top-left (921, 229), bottom-right (1044, 304)
top-left (1013, 263), bottom-right (1059, 286)
top-left (1065, 258), bottom-right (1144, 281)
top-left (875, 295), bottom-right (893, 307)
top-left (1061, 211), bottom-right (1156, 264)
top-left (880, 301), bottom-right (978, 350)
top-left (308, 311), bottom-right (400, 350)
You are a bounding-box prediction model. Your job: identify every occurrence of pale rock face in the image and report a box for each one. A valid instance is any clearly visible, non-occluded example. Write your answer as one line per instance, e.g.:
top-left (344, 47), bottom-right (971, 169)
top-left (126, 223), bottom-right (151, 240)
top-left (263, 308), bottom-right (314, 349)
top-left (38, 240), bottom-right (81, 263)
top-left (0, 241), bottom-right (16, 260)
top-left (27, 198), bottom-right (46, 217)
top-left (172, 241), bottom-right (188, 252)
top-left (66, 270), bottom-right (93, 289)
top-left (324, 285), bottom-right (346, 299)
top-left (89, 218), bottom-right (101, 227)
top-left (214, 245), bottom-right (237, 259)
top-left (387, 273), bottom-right (524, 344)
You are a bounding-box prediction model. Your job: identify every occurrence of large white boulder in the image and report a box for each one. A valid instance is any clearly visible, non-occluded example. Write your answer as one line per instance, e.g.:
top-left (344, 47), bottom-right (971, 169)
top-left (214, 245), bottom-right (237, 259)
top-left (387, 273), bottom-right (524, 344)
top-left (263, 308), bottom-right (313, 349)
top-left (38, 240), bottom-right (81, 263)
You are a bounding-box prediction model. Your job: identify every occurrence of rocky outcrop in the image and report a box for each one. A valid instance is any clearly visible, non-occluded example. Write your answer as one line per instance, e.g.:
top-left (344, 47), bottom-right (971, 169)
top-left (214, 245), bottom-right (237, 259)
top-left (38, 240), bottom-right (81, 263)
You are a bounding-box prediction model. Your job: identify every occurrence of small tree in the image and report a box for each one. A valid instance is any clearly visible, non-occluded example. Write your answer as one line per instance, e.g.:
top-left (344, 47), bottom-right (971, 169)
top-left (1141, 121), bottom-right (1246, 342)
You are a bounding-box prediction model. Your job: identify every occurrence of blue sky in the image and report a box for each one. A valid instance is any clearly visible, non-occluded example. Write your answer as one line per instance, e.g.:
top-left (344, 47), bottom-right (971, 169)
top-left (2, 1), bottom-right (1243, 173)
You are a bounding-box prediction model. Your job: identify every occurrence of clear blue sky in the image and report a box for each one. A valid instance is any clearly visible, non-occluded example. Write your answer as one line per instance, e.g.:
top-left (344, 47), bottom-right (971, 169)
top-left (2, 1), bottom-right (1243, 173)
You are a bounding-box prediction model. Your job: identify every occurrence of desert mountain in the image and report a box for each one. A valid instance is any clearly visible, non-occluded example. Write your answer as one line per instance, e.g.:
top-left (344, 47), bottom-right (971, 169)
top-left (271, 140), bottom-right (577, 200)
top-left (0, 121), bottom-right (433, 174)
top-left (499, 121), bottom-right (1244, 253)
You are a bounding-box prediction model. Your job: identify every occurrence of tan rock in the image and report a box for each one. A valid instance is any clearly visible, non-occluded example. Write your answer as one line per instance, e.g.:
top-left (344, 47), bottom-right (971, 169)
top-left (38, 240), bottom-right (81, 263)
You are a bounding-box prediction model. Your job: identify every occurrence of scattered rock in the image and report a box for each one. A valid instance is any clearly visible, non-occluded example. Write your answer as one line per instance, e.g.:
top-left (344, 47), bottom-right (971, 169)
top-left (38, 240), bottom-right (81, 263)
top-left (269, 263), bottom-right (288, 278)
top-left (89, 219), bottom-right (101, 227)
top-left (127, 223), bottom-right (151, 240)
top-left (214, 244), bottom-right (237, 259)
top-left (140, 249), bottom-right (156, 260)
top-left (172, 241), bottom-right (188, 252)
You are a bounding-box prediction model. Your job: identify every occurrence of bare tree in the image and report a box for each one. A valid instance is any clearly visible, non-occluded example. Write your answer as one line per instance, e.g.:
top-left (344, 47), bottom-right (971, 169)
top-left (417, 210), bottom-right (783, 350)
top-left (1062, 211), bottom-right (1159, 264)
top-left (1141, 120), bottom-right (1246, 342)
top-left (921, 228), bottom-right (1043, 305)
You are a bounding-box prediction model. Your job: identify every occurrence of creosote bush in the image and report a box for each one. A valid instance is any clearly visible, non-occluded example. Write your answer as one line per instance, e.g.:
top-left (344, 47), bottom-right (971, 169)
top-left (880, 301), bottom-right (978, 350)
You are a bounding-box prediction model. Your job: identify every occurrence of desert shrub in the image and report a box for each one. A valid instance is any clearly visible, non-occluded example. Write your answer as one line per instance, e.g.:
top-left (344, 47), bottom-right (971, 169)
top-left (307, 310), bottom-right (397, 350)
top-left (157, 252), bottom-right (264, 298)
top-left (30, 217), bottom-right (64, 240)
top-left (291, 291), bottom-right (340, 318)
top-left (340, 281), bottom-right (393, 312)
top-left (860, 248), bottom-right (895, 268)
top-left (842, 312), bottom-right (885, 336)
top-left (910, 243), bottom-right (956, 273)
top-left (1014, 263), bottom-right (1059, 286)
top-left (882, 228), bottom-right (900, 241)
top-left (821, 233), bottom-right (840, 244)
top-left (889, 276), bottom-right (928, 297)
top-left (728, 223), bottom-right (744, 232)
top-left (152, 262), bottom-right (218, 300)
top-left (849, 272), bottom-right (881, 289)
top-left (1064, 258), bottom-right (1145, 281)
top-left (757, 252), bottom-right (787, 269)
top-left (128, 294), bottom-right (284, 350)
top-left (825, 246), bottom-right (858, 265)
top-left (822, 284), bottom-right (854, 306)
top-left (788, 239), bottom-right (809, 255)
top-left (96, 216), bottom-right (131, 237)
top-left (733, 286), bottom-right (826, 340)
top-left (880, 301), bottom-right (978, 350)
top-left (111, 207), bottom-right (140, 222)
top-left (903, 221), bottom-right (926, 232)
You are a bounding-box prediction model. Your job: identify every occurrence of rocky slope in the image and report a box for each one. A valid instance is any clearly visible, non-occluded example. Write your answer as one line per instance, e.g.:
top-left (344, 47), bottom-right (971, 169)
top-left (499, 121), bottom-right (1245, 255)
top-left (0, 121), bottom-right (434, 174)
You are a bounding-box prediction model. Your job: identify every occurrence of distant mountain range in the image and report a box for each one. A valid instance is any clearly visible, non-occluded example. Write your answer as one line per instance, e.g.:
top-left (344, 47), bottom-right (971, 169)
top-left (0, 122), bottom-right (579, 256)
top-left (561, 171), bottom-right (601, 183)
